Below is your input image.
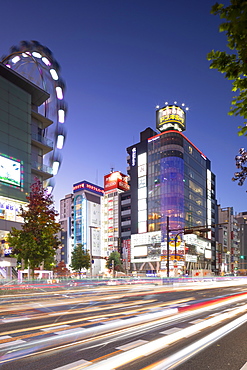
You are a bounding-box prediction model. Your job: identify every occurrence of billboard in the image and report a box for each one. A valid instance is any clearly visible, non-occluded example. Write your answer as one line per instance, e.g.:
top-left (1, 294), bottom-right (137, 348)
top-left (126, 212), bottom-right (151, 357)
top-left (156, 105), bottom-right (186, 132)
top-left (0, 153), bottom-right (22, 188)
top-left (73, 181), bottom-right (104, 196)
top-left (104, 171), bottom-right (129, 192)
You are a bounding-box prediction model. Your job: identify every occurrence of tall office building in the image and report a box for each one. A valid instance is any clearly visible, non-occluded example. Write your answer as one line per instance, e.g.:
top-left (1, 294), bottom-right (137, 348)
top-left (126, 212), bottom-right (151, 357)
top-left (102, 171), bottom-right (129, 259)
top-left (126, 104), bottom-right (217, 276)
top-left (0, 63), bottom-right (53, 265)
top-left (71, 181), bottom-right (104, 276)
top-left (235, 211), bottom-right (247, 272)
top-left (217, 206), bottom-right (240, 274)
top-left (59, 193), bottom-right (73, 265)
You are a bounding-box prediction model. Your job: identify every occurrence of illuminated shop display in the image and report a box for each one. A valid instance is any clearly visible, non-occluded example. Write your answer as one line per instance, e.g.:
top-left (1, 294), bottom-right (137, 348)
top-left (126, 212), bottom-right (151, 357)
top-left (0, 153), bottom-right (23, 189)
top-left (131, 231), bottom-right (161, 262)
top-left (0, 196), bottom-right (26, 222)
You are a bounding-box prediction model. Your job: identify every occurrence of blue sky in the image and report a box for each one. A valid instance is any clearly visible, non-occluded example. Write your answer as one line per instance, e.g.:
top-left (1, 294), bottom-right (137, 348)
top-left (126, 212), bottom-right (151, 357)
top-left (1, 0), bottom-right (247, 214)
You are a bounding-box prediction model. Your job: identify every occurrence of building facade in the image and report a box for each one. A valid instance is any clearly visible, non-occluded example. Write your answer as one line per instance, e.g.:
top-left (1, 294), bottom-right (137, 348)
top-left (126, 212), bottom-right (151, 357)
top-left (217, 206), bottom-right (239, 274)
top-left (71, 181), bottom-right (104, 276)
top-left (236, 211), bottom-right (247, 272)
top-left (59, 193), bottom-right (73, 265)
top-left (0, 63), bottom-right (53, 265)
top-left (126, 104), bottom-right (217, 276)
top-left (102, 171), bottom-right (129, 261)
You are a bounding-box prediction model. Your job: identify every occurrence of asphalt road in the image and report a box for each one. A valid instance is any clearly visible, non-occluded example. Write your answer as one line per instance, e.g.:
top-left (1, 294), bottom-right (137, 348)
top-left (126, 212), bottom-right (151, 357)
top-left (0, 280), bottom-right (247, 369)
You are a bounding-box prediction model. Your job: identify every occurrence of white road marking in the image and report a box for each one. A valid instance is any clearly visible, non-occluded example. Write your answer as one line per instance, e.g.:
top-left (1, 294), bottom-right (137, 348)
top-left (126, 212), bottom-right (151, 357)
top-left (0, 339), bottom-right (26, 348)
top-left (160, 327), bottom-right (181, 335)
top-left (2, 317), bottom-right (30, 323)
top-left (53, 358), bottom-right (91, 369)
top-left (116, 339), bottom-right (148, 351)
top-left (54, 328), bottom-right (86, 335)
top-left (41, 325), bottom-right (70, 331)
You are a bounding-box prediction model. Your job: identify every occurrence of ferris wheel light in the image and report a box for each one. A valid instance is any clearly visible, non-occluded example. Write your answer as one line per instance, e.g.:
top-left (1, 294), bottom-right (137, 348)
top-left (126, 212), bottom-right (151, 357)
top-left (58, 109), bottom-right (65, 123)
top-left (42, 57), bottom-right (51, 66)
top-left (50, 69), bottom-right (59, 80)
top-left (12, 56), bottom-right (20, 64)
top-left (4, 40), bottom-right (67, 186)
top-left (57, 135), bottom-right (64, 149)
top-left (46, 185), bottom-right (53, 194)
top-left (52, 161), bottom-right (60, 175)
top-left (56, 86), bottom-right (63, 100)
top-left (32, 52), bottom-right (42, 58)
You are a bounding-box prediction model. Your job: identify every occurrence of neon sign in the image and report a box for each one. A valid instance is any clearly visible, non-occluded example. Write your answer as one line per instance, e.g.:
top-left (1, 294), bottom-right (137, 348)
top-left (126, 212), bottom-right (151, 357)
top-left (73, 181), bottom-right (104, 195)
top-left (156, 105), bottom-right (186, 132)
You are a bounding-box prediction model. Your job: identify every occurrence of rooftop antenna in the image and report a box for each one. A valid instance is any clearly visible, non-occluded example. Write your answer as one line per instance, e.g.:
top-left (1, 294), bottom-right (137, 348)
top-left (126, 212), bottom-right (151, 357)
top-left (95, 169), bottom-right (98, 185)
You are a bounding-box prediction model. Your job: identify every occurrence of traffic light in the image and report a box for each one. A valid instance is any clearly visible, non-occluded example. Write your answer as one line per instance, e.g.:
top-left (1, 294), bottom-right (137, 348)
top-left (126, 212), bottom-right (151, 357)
top-left (240, 255), bottom-right (246, 259)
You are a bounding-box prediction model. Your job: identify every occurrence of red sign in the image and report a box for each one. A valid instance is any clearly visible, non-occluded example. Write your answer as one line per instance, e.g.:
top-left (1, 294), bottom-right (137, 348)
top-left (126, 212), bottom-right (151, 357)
top-left (104, 171), bottom-right (129, 192)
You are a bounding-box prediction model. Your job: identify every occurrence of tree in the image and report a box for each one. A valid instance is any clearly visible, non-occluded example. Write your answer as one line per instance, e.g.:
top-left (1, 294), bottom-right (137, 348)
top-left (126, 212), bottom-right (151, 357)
top-left (53, 261), bottom-right (70, 278)
top-left (7, 178), bottom-right (61, 278)
top-left (106, 251), bottom-right (124, 275)
top-left (70, 244), bottom-right (90, 274)
top-left (207, 1), bottom-right (247, 136)
top-left (232, 147), bottom-right (247, 186)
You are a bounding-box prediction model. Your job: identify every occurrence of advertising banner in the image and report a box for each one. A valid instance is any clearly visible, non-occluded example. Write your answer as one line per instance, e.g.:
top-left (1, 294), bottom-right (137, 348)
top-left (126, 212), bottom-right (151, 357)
top-left (104, 171), bottom-right (129, 192)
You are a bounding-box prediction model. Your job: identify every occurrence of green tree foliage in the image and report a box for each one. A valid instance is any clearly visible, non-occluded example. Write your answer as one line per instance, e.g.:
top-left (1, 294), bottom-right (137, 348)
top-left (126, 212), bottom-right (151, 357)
top-left (207, 1), bottom-right (247, 136)
top-left (70, 244), bottom-right (90, 273)
top-left (106, 251), bottom-right (124, 272)
top-left (7, 179), bottom-right (61, 277)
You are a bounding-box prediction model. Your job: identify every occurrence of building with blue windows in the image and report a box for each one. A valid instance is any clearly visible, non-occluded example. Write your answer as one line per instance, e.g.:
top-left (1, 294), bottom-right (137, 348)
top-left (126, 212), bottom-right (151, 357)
top-left (70, 181), bottom-right (104, 276)
top-left (126, 104), bottom-right (217, 276)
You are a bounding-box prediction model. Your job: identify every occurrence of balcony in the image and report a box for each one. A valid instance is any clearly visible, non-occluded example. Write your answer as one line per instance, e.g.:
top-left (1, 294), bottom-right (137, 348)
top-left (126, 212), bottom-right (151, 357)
top-left (31, 161), bottom-right (53, 180)
top-left (32, 133), bottom-right (53, 154)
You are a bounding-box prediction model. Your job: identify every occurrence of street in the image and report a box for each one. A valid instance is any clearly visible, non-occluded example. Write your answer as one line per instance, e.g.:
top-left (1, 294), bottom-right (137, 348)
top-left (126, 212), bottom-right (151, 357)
top-left (0, 279), bottom-right (247, 369)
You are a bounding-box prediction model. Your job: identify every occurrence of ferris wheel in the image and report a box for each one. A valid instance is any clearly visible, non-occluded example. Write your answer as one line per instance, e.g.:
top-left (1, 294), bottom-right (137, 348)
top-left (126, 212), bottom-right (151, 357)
top-left (1, 40), bottom-right (67, 191)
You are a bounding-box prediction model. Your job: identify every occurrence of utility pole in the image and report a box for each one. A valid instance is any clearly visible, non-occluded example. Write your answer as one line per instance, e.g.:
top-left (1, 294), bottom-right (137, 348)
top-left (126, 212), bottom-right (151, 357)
top-left (112, 259), bottom-right (114, 278)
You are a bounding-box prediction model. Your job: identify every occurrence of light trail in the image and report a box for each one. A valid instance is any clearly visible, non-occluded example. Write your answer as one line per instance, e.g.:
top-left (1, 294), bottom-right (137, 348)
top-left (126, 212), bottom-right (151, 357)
top-left (71, 303), bottom-right (247, 370)
top-left (1, 291), bottom-right (247, 365)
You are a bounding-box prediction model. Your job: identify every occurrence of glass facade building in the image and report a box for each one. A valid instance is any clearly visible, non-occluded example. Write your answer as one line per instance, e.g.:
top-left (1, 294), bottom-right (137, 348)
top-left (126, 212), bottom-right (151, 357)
top-left (148, 131), bottom-right (209, 242)
top-left (126, 109), bottom-right (217, 275)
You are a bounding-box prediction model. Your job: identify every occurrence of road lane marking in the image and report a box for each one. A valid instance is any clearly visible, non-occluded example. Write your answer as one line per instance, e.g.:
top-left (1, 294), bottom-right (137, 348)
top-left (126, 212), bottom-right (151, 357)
top-left (160, 327), bottom-right (181, 335)
top-left (116, 339), bottom-right (148, 351)
top-left (0, 340), bottom-right (26, 349)
top-left (76, 304), bottom-right (247, 369)
top-left (54, 328), bottom-right (86, 335)
top-left (2, 317), bottom-right (31, 323)
top-left (52, 358), bottom-right (91, 369)
top-left (41, 325), bottom-right (70, 331)
top-left (102, 319), bottom-right (123, 325)
top-left (240, 363), bottom-right (247, 370)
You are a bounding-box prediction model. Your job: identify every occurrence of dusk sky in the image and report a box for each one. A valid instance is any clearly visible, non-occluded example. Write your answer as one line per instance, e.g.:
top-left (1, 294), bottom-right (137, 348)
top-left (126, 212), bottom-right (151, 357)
top-left (2, 0), bottom-right (247, 214)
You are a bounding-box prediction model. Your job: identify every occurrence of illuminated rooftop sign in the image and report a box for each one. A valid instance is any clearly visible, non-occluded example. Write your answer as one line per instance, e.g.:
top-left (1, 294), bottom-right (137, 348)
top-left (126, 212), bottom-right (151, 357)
top-left (104, 171), bottom-right (129, 192)
top-left (73, 181), bottom-right (104, 196)
top-left (156, 105), bottom-right (186, 132)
